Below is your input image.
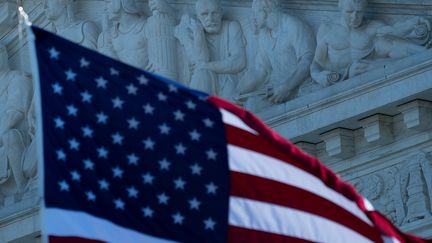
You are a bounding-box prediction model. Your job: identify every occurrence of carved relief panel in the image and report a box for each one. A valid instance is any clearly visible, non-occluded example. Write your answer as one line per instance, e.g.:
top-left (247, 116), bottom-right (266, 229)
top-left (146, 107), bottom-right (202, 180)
top-left (26, 0), bottom-right (432, 113)
top-left (353, 152), bottom-right (432, 227)
top-left (0, 44), bottom-right (35, 203)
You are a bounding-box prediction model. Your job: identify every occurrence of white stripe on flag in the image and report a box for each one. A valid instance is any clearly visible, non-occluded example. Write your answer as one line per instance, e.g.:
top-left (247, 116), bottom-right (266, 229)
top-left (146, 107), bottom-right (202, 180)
top-left (364, 198), bottom-right (375, 211)
top-left (219, 109), bottom-right (258, 134)
top-left (382, 235), bottom-right (402, 243)
top-left (229, 197), bottom-right (373, 243)
top-left (227, 144), bottom-right (373, 226)
top-left (44, 208), bottom-right (174, 243)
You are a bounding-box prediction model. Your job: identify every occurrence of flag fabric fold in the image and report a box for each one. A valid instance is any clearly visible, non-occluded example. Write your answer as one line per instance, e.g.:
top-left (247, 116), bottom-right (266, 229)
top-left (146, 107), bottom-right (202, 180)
top-left (30, 26), bottom-right (430, 243)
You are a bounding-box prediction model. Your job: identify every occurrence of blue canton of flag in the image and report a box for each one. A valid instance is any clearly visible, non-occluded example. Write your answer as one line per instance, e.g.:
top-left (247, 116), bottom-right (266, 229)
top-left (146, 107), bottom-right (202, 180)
top-left (34, 27), bottom-right (229, 243)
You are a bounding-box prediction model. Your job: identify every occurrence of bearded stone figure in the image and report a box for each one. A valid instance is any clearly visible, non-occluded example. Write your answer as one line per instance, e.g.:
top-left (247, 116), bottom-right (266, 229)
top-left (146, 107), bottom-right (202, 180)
top-left (44, 0), bottom-right (99, 49)
top-left (175, 0), bottom-right (246, 101)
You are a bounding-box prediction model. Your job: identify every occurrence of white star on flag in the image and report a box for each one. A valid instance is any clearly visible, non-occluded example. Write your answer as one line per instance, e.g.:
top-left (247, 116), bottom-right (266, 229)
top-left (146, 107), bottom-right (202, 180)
top-left (65, 68), bottom-right (77, 81)
top-left (80, 57), bottom-right (90, 68)
top-left (95, 76), bottom-right (108, 89)
top-left (52, 83), bottom-right (63, 95)
top-left (189, 198), bottom-right (201, 210)
top-left (58, 180), bottom-right (70, 191)
top-left (48, 47), bottom-right (60, 59)
top-left (157, 193), bottom-right (169, 205)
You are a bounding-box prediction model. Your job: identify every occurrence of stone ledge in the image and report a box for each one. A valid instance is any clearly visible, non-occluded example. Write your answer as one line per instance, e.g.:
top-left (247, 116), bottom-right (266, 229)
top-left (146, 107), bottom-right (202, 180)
top-left (0, 207), bottom-right (39, 243)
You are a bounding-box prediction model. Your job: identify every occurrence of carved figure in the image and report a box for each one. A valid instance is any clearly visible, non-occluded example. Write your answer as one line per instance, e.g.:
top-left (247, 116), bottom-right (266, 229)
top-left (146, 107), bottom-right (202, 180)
top-left (311, 0), bottom-right (431, 87)
top-left (44, 0), bottom-right (99, 49)
top-left (237, 0), bottom-right (315, 111)
top-left (146, 0), bottom-right (178, 80)
top-left (0, 45), bottom-right (33, 194)
top-left (175, 15), bottom-right (217, 94)
top-left (98, 0), bottom-right (149, 70)
top-left (175, 0), bottom-right (246, 100)
top-left (354, 166), bottom-right (409, 226)
top-left (403, 154), bottom-right (432, 224)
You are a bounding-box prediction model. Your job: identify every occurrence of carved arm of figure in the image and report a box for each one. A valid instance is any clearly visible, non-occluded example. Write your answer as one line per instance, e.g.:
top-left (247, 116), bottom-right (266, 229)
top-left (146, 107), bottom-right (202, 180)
top-left (175, 16), bottom-right (210, 72)
top-left (81, 21), bottom-right (100, 50)
top-left (175, 15), bottom-right (217, 94)
top-left (311, 42), bottom-right (343, 87)
top-left (189, 18), bottom-right (211, 70)
top-left (237, 61), bottom-right (267, 96)
top-left (311, 25), bottom-right (344, 87)
top-left (268, 51), bottom-right (314, 103)
top-left (377, 16), bottom-right (431, 46)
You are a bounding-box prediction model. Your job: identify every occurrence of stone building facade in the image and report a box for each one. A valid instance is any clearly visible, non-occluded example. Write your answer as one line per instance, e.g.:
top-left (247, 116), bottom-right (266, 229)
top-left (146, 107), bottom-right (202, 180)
top-left (0, 0), bottom-right (432, 242)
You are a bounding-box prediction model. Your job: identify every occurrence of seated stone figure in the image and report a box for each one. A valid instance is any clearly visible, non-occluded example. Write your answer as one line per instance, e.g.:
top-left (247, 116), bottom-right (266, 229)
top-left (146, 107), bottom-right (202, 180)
top-left (237, 0), bottom-right (315, 111)
top-left (175, 15), bottom-right (218, 95)
top-left (175, 0), bottom-right (246, 101)
top-left (311, 0), bottom-right (431, 87)
top-left (44, 0), bottom-right (99, 49)
top-left (0, 45), bottom-right (33, 195)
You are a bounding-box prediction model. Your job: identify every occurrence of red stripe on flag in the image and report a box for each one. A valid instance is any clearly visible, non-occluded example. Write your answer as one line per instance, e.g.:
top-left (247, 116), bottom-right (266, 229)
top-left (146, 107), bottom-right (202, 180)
top-left (225, 124), bottom-right (314, 178)
top-left (230, 171), bottom-right (383, 243)
top-left (49, 236), bottom-right (106, 243)
top-left (228, 225), bottom-right (314, 243)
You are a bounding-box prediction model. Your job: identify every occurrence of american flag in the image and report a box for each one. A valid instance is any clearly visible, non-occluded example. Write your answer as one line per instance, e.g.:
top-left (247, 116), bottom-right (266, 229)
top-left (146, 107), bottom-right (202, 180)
top-left (31, 26), bottom-right (429, 243)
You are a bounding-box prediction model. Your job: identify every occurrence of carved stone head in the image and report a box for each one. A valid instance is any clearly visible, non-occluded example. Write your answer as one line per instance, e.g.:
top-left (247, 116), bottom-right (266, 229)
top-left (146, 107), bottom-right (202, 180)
top-left (106, 0), bottom-right (144, 20)
top-left (195, 0), bottom-right (222, 34)
top-left (338, 0), bottom-right (367, 28)
top-left (149, 0), bottom-right (172, 15)
top-left (251, 0), bottom-right (280, 30)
